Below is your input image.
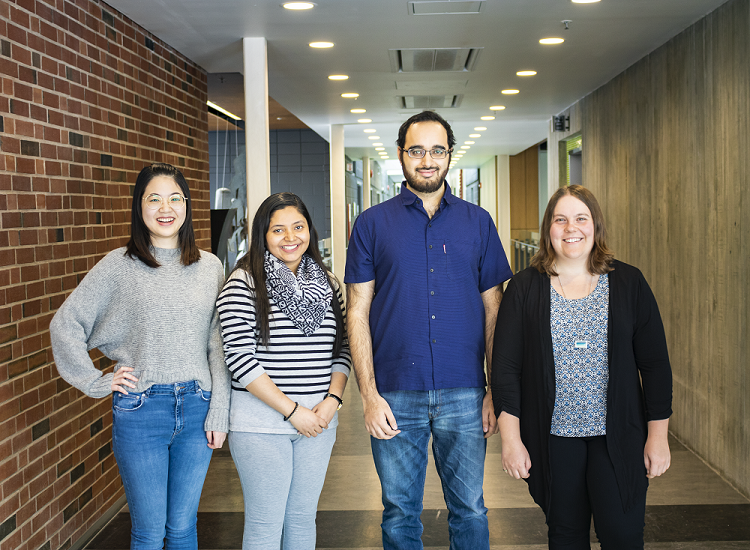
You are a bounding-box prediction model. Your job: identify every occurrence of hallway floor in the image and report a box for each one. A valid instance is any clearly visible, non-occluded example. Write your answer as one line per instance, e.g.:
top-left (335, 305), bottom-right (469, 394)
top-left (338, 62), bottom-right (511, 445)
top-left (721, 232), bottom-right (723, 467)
top-left (87, 381), bottom-right (750, 549)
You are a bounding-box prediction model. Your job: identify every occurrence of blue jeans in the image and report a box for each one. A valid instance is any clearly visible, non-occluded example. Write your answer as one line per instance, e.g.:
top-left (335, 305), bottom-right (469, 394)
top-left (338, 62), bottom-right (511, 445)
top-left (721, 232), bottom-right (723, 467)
top-left (112, 381), bottom-right (214, 550)
top-left (371, 387), bottom-right (489, 550)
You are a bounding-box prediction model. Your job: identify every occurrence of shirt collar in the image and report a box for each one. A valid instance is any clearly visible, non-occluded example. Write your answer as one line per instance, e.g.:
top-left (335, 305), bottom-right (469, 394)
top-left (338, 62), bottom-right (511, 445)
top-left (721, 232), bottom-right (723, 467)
top-left (398, 181), bottom-right (459, 207)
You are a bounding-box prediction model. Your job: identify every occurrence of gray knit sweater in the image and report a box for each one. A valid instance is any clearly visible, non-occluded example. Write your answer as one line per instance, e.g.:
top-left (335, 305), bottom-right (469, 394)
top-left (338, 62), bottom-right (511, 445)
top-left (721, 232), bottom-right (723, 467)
top-left (50, 247), bottom-right (231, 433)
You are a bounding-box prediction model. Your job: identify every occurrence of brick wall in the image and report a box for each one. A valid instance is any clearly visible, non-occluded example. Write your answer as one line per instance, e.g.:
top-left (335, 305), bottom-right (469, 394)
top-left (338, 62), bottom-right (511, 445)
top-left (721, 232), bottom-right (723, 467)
top-left (0, 1), bottom-right (211, 549)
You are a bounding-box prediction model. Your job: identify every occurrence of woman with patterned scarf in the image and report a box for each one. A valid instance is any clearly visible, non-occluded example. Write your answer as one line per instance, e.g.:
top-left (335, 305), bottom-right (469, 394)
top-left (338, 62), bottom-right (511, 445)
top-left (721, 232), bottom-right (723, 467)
top-left (216, 193), bottom-right (351, 550)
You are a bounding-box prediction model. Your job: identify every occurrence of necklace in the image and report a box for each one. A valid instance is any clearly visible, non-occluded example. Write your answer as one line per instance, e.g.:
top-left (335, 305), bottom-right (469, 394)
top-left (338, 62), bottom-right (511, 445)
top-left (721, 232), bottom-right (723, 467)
top-left (555, 263), bottom-right (594, 350)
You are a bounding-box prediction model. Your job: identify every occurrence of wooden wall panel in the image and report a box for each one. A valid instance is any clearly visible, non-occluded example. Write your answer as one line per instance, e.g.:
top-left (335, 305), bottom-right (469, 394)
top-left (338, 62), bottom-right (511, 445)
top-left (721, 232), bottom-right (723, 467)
top-left (578, 0), bottom-right (749, 498)
top-left (509, 145), bottom-right (539, 235)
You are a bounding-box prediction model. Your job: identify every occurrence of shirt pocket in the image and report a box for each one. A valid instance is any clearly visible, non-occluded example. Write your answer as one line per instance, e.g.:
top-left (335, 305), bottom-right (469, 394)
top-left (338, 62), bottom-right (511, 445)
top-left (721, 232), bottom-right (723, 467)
top-left (445, 237), bottom-right (482, 280)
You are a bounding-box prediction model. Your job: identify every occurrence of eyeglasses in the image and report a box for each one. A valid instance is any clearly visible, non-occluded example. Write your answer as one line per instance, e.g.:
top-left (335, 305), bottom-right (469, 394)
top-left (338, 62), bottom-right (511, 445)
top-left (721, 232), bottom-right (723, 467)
top-left (404, 147), bottom-right (451, 160)
top-left (143, 193), bottom-right (188, 210)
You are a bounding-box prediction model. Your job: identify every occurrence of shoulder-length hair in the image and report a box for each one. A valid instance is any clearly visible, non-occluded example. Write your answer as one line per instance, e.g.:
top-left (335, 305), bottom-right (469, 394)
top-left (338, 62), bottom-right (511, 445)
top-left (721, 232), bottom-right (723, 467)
top-left (234, 193), bottom-right (345, 356)
top-left (530, 184), bottom-right (614, 276)
top-left (125, 163), bottom-right (201, 268)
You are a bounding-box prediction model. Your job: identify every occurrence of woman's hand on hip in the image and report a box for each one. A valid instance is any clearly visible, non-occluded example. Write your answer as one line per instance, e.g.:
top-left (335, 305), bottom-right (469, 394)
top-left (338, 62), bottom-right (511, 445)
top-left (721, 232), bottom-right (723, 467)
top-left (206, 431), bottom-right (227, 449)
top-left (111, 366), bottom-right (138, 395)
top-left (311, 397), bottom-right (338, 425)
top-left (289, 406), bottom-right (328, 437)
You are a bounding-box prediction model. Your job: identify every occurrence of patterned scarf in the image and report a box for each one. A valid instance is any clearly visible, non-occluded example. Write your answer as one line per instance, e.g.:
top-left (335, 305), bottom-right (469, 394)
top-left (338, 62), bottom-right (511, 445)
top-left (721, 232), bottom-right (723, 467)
top-left (264, 251), bottom-right (333, 336)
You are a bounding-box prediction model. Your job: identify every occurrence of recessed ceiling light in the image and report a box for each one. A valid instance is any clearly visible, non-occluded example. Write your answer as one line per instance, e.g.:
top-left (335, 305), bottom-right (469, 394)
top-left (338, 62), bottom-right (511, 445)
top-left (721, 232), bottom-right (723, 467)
top-left (368, 136), bottom-right (380, 140)
top-left (464, 141), bottom-right (475, 145)
top-left (328, 74), bottom-right (348, 80)
top-left (461, 146), bottom-right (471, 149)
top-left (481, 116), bottom-right (495, 121)
top-left (501, 90), bottom-right (519, 95)
top-left (572, 0), bottom-right (600, 3)
top-left (283, 2), bottom-right (314, 9)
top-left (375, 147), bottom-right (385, 151)
top-left (309, 41), bottom-right (334, 48)
top-left (351, 108), bottom-right (366, 113)
top-left (381, 156), bottom-right (389, 159)
top-left (469, 134), bottom-right (481, 138)
top-left (358, 118), bottom-right (372, 123)
top-left (490, 105), bottom-right (506, 110)
top-left (517, 70), bottom-right (537, 76)
top-left (373, 143), bottom-right (383, 146)
top-left (474, 126), bottom-right (487, 131)
top-left (540, 37), bottom-right (564, 45)
top-left (364, 129), bottom-right (376, 133)
top-left (341, 93), bottom-right (359, 98)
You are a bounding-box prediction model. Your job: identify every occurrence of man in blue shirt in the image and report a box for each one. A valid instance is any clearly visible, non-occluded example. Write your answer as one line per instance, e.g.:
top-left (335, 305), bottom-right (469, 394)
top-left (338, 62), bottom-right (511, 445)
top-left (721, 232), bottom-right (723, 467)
top-left (345, 111), bottom-right (513, 549)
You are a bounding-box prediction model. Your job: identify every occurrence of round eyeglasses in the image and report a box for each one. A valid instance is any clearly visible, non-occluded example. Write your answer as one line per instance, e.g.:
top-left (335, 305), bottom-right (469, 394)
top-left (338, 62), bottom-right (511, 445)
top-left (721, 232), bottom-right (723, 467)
top-left (404, 147), bottom-right (451, 160)
top-left (143, 193), bottom-right (188, 210)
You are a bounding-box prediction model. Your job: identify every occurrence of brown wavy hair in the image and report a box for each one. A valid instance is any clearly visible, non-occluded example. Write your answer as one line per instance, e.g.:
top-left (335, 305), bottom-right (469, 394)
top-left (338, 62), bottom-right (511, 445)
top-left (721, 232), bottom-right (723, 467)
top-left (530, 185), bottom-right (614, 276)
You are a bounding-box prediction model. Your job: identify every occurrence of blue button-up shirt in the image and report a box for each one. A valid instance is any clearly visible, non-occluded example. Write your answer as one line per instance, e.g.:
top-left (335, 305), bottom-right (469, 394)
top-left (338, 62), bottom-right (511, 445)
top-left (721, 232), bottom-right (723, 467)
top-left (345, 184), bottom-right (512, 393)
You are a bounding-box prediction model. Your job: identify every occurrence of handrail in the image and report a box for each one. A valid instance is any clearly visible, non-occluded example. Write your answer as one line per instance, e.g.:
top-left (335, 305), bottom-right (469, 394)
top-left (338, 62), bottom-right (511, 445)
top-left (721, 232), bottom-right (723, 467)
top-left (511, 239), bottom-right (539, 273)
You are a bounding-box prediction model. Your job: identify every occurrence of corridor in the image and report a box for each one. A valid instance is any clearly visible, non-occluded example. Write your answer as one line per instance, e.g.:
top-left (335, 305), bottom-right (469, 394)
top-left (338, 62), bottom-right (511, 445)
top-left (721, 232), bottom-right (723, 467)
top-left (85, 380), bottom-right (750, 549)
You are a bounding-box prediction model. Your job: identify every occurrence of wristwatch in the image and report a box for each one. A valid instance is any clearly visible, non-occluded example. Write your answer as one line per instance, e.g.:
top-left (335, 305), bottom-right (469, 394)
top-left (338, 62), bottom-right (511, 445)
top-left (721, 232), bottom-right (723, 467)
top-left (325, 392), bottom-right (343, 410)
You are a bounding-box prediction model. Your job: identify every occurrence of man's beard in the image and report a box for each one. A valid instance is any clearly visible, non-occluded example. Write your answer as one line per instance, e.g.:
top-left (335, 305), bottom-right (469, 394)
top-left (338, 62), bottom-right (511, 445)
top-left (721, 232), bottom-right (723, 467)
top-left (403, 163), bottom-right (449, 194)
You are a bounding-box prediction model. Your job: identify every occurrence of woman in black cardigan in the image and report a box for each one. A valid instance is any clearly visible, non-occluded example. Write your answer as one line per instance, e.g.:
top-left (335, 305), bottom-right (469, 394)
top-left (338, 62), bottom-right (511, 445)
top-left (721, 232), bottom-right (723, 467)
top-left (491, 185), bottom-right (672, 549)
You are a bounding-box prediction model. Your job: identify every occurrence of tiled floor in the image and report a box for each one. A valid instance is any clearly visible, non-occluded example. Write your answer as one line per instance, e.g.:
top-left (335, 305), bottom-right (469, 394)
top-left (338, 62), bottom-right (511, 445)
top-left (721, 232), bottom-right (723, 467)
top-left (87, 381), bottom-right (750, 549)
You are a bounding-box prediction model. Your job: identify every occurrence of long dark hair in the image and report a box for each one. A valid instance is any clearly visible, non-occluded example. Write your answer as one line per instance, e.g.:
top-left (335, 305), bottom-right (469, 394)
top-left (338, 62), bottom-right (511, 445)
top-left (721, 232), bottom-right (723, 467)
top-left (531, 184), bottom-right (614, 276)
top-left (234, 193), bottom-right (345, 356)
top-left (125, 163), bottom-right (201, 268)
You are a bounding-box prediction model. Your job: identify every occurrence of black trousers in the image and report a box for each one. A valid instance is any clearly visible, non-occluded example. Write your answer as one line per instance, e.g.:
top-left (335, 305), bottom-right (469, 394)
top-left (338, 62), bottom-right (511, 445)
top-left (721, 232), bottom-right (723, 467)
top-left (546, 435), bottom-right (646, 550)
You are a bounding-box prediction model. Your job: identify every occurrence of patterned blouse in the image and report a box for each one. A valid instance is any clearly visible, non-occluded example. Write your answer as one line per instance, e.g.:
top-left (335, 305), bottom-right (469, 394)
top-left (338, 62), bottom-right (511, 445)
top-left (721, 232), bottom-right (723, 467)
top-left (550, 274), bottom-right (610, 437)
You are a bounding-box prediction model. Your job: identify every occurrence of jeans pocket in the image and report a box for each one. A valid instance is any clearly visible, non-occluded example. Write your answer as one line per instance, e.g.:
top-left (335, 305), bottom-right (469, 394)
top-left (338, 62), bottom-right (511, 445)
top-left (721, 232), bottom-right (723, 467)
top-left (113, 392), bottom-right (147, 412)
top-left (197, 388), bottom-right (212, 402)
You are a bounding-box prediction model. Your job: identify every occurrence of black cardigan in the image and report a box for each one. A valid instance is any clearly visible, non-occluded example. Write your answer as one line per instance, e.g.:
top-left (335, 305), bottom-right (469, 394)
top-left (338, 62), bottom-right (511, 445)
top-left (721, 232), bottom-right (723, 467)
top-left (491, 260), bottom-right (672, 514)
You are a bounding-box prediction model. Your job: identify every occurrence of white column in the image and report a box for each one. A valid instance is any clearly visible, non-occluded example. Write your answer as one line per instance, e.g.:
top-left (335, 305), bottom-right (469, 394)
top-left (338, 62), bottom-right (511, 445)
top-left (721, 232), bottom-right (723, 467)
top-left (329, 124), bottom-right (346, 282)
top-left (496, 154), bottom-right (512, 265)
top-left (362, 156), bottom-right (371, 210)
top-left (243, 37), bottom-right (271, 225)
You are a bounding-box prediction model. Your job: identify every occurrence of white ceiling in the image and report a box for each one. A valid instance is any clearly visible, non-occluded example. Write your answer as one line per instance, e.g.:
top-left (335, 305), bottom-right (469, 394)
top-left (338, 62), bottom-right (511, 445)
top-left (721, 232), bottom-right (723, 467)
top-left (106, 0), bottom-right (727, 168)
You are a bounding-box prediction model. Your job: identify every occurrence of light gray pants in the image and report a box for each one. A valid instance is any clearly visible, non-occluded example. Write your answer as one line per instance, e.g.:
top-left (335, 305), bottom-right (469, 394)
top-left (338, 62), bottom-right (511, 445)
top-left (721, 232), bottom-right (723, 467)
top-left (229, 428), bottom-right (337, 550)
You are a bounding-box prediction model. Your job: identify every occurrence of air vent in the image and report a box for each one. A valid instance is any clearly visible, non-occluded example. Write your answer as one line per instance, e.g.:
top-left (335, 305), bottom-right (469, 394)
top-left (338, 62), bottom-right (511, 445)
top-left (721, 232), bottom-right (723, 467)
top-left (407, 0), bottom-right (485, 15)
top-left (389, 48), bottom-right (481, 73)
top-left (397, 95), bottom-right (463, 109)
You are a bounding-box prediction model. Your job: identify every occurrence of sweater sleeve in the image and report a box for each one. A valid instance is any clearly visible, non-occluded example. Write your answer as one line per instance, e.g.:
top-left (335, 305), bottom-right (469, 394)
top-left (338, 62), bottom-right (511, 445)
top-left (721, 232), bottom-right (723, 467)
top-left (203, 261), bottom-right (232, 433)
top-left (633, 271), bottom-right (673, 421)
top-left (49, 254), bottom-right (117, 398)
top-left (331, 284), bottom-right (352, 376)
top-left (491, 275), bottom-right (525, 419)
top-left (216, 272), bottom-right (267, 388)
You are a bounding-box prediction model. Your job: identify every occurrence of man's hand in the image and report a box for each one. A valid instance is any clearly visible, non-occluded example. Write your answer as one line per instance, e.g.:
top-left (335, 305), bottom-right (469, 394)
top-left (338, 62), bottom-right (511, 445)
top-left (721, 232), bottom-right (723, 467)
top-left (482, 390), bottom-right (499, 438)
top-left (363, 394), bottom-right (400, 439)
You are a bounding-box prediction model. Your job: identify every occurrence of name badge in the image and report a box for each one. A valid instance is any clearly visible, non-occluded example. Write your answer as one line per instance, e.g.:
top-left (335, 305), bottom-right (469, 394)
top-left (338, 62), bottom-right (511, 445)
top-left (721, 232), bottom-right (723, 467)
top-left (574, 340), bottom-right (589, 349)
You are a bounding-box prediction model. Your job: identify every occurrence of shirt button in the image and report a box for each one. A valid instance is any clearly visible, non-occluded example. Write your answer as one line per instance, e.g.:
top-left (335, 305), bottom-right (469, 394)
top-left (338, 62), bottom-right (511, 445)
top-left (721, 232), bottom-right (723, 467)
top-left (432, 339), bottom-right (436, 343)
top-left (430, 268), bottom-right (434, 273)
top-left (431, 315), bottom-right (436, 319)
top-left (429, 224), bottom-right (432, 228)
top-left (429, 244), bottom-right (433, 249)
top-left (430, 291), bottom-right (435, 295)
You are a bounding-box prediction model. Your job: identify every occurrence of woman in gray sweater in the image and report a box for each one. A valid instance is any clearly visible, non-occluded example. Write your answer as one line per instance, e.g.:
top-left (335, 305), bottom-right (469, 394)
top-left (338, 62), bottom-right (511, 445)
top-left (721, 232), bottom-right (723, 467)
top-left (217, 193), bottom-right (351, 550)
top-left (50, 163), bottom-right (231, 550)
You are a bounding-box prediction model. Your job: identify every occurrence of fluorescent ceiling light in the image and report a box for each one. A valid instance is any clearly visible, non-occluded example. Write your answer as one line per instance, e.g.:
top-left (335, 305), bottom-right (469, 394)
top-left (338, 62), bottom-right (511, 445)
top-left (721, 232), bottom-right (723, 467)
top-left (373, 143), bottom-right (383, 146)
top-left (207, 101), bottom-right (241, 120)
top-left (368, 136), bottom-right (380, 139)
top-left (364, 129), bottom-right (376, 133)
top-left (490, 105), bottom-right (506, 110)
top-left (501, 90), bottom-right (519, 95)
top-left (474, 126), bottom-right (487, 131)
top-left (309, 41), bottom-right (334, 48)
top-left (469, 134), bottom-right (481, 138)
top-left (540, 37), bottom-right (564, 45)
top-left (341, 93), bottom-right (359, 98)
top-left (480, 116), bottom-right (495, 120)
top-left (351, 108), bottom-right (366, 113)
top-left (328, 74), bottom-right (348, 80)
top-left (358, 118), bottom-right (372, 123)
top-left (460, 146), bottom-right (470, 149)
top-left (375, 147), bottom-right (385, 151)
top-left (517, 70), bottom-right (537, 76)
top-left (572, 0), bottom-right (600, 3)
top-left (283, 2), bottom-right (315, 9)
